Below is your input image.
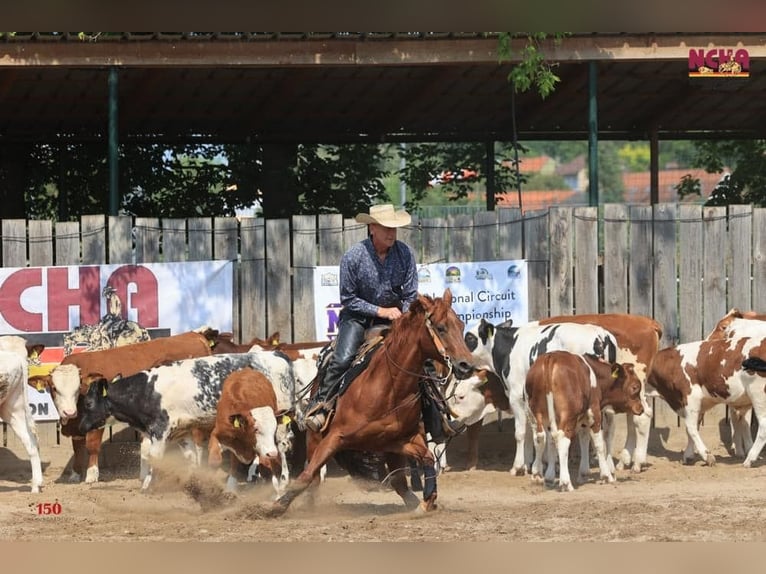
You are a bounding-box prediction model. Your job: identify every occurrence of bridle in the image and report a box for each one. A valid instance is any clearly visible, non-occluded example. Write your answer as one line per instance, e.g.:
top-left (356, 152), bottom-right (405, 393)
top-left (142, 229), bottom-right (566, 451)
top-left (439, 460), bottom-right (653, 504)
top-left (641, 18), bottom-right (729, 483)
top-left (383, 311), bottom-right (455, 385)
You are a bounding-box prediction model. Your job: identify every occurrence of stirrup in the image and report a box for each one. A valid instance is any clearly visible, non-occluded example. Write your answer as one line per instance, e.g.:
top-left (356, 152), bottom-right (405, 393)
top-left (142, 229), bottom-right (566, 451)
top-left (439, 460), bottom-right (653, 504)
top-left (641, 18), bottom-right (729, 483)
top-left (304, 410), bottom-right (327, 433)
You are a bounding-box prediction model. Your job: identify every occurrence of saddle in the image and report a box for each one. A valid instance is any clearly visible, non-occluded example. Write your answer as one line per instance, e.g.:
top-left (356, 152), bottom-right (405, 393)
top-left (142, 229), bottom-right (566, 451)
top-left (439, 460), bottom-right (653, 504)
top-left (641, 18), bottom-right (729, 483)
top-left (304, 327), bottom-right (388, 432)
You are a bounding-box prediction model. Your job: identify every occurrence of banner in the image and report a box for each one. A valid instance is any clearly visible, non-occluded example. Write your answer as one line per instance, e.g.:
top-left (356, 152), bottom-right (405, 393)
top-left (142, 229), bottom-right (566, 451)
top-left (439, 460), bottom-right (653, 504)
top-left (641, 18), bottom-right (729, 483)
top-left (0, 260), bottom-right (234, 421)
top-left (313, 260), bottom-right (528, 341)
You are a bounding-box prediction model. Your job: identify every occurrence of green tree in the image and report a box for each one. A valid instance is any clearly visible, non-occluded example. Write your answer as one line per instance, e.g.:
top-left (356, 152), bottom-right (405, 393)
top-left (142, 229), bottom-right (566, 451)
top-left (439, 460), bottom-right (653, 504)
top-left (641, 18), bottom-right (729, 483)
top-left (676, 140), bottom-right (766, 206)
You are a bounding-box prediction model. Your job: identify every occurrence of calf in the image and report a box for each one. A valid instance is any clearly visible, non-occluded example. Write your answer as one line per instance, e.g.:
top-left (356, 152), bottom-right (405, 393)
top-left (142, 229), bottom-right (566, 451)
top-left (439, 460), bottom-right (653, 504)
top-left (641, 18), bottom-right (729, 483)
top-left (207, 367), bottom-right (281, 496)
top-left (462, 314), bottom-right (661, 474)
top-left (525, 351), bottom-right (644, 491)
top-left (0, 335), bottom-right (44, 492)
top-left (648, 334), bottom-right (766, 467)
top-left (464, 319), bottom-right (619, 475)
top-left (77, 350), bottom-right (297, 489)
top-left (46, 329), bottom-right (217, 483)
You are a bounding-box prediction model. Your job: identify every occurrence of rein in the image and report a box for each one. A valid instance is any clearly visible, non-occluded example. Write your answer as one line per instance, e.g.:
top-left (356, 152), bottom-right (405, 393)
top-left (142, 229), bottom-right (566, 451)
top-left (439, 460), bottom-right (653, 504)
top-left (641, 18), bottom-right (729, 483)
top-left (382, 312), bottom-right (454, 384)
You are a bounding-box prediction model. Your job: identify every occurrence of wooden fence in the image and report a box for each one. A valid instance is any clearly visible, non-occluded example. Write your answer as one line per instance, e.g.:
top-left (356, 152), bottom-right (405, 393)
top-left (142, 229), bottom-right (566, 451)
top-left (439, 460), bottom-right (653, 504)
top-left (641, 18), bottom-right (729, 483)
top-left (3, 203), bottom-right (765, 348)
top-left (3, 202), bottom-right (765, 450)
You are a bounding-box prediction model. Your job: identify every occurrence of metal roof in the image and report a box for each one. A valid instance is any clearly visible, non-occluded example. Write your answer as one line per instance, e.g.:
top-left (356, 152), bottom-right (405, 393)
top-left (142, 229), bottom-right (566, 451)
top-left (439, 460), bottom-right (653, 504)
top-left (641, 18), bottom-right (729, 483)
top-left (0, 32), bottom-right (763, 144)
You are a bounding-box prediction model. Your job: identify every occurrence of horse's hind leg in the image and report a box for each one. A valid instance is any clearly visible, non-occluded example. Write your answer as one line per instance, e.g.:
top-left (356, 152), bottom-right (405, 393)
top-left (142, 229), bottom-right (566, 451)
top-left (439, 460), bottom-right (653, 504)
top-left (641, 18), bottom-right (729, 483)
top-left (386, 454), bottom-right (420, 510)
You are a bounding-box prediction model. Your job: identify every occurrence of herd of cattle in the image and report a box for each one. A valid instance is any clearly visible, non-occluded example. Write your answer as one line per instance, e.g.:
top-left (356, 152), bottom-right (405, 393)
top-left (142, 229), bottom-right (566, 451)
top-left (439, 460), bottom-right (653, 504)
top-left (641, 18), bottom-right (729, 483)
top-left (2, 306), bottom-right (766, 502)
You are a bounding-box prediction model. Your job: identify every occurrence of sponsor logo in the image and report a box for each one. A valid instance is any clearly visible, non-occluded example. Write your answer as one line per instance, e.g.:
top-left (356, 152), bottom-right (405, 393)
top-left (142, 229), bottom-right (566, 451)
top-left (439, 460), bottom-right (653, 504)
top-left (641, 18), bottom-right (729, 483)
top-left (688, 48), bottom-right (750, 78)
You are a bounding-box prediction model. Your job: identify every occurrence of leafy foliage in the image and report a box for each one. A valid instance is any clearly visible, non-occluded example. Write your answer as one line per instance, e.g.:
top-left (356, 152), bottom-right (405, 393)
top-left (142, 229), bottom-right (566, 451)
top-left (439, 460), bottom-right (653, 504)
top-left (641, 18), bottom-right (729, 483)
top-left (675, 140), bottom-right (766, 207)
top-left (497, 33), bottom-right (568, 99)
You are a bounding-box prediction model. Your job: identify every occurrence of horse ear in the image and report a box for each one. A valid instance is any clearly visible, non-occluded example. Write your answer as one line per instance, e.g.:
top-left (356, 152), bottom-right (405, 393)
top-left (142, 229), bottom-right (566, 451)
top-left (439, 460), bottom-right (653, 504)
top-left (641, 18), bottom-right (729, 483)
top-left (442, 288), bottom-right (453, 305)
top-left (410, 297), bottom-right (425, 314)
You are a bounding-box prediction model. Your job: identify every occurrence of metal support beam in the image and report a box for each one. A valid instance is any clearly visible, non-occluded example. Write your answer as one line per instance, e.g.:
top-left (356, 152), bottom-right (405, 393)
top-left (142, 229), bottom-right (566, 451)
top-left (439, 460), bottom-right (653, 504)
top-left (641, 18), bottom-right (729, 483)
top-left (650, 129), bottom-right (659, 204)
top-left (108, 67), bottom-right (119, 216)
top-left (485, 140), bottom-right (495, 211)
top-left (588, 61), bottom-right (598, 207)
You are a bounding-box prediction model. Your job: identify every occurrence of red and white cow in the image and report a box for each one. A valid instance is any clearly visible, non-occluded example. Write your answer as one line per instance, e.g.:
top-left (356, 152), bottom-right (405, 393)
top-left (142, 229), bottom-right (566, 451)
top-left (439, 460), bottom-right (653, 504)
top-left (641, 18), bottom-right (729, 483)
top-left (0, 335), bottom-right (44, 492)
top-left (525, 351), bottom-right (644, 491)
top-left (464, 319), bottom-right (619, 475)
top-left (648, 332), bottom-right (766, 467)
top-left (460, 313), bottom-right (661, 473)
top-left (207, 367), bottom-right (281, 496)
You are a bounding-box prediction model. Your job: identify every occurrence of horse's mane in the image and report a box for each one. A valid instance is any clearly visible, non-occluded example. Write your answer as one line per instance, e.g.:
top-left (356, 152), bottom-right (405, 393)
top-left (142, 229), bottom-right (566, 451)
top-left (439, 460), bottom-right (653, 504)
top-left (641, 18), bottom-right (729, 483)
top-left (384, 294), bottom-right (435, 350)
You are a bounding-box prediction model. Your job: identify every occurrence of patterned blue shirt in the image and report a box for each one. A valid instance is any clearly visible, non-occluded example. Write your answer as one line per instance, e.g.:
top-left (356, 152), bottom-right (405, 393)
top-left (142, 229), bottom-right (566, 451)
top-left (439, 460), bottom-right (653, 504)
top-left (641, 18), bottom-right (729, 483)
top-left (339, 238), bottom-right (418, 317)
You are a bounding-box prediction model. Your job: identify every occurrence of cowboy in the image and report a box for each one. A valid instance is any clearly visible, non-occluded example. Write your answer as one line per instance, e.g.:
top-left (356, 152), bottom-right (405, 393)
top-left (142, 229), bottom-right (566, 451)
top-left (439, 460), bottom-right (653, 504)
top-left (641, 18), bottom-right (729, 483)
top-left (303, 203), bottom-right (464, 439)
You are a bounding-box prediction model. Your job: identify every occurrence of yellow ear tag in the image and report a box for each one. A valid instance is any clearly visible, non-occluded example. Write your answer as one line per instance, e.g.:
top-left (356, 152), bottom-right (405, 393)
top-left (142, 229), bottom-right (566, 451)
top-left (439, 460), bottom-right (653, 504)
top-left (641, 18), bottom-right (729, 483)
top-left (233, 418), bottom-right (241, 428)
top-left (611, 367), bottom-right (619, 379)
top-left (271, 339), bottom-right (279, 346)
top-left (31, 351), bottom-right (39, 359)
top-left (102, 386), bottom-right (107, 397)
top-left (36, 382), bottom-right (44, 392)
top-left (281, 415), bottom-right (291, 425)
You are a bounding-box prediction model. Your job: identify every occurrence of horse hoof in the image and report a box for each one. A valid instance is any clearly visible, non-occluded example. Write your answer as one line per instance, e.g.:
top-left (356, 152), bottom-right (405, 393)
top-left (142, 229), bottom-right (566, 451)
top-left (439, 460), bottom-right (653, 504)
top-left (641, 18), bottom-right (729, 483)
top-left (706, 454), bottom-right (716, 466)
top-left (414, 500), bottom-right (437, 514)
top-left (403, 490), bottom-right (420, 510)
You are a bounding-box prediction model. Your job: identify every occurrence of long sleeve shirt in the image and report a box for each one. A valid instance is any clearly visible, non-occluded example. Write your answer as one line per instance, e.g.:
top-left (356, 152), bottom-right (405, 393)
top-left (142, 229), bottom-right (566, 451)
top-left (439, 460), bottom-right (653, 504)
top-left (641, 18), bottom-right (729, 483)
top-left (339, 238), bottom-right (418, 318)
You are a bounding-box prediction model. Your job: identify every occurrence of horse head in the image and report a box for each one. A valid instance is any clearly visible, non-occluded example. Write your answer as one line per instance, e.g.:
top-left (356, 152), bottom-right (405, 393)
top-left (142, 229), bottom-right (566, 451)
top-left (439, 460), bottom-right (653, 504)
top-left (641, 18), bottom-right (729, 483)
top-left (409, 288), bottom-right (477, 380)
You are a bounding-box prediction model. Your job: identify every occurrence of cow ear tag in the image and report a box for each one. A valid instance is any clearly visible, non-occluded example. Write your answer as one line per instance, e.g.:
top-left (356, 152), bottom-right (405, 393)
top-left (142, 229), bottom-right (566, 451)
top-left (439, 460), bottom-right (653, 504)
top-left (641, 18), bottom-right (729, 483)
top-left (233, 417), bottom-right (241, 428)
top-left (611, 366), bottom-right (619, 379)
top-left (102, 386), bottom-right (108, 397)
top-left (281, 415), bottom-right (291, 425)
top-left (36, 381), bottom-right (44, 392)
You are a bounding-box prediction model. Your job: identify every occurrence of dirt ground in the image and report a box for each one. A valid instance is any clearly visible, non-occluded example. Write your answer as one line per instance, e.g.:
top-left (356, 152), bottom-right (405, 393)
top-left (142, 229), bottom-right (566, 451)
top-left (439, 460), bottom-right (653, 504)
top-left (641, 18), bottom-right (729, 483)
top-left (1, 417), bottom-right (766, 543)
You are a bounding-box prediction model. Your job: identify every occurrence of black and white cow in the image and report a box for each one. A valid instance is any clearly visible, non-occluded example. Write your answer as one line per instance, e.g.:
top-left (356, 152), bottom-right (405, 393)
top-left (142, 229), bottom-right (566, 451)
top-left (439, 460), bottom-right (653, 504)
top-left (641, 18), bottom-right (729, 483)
top-left (77, 350), bottom-right (298, 489)
top-left (463, 319), bottom-right (619, 475)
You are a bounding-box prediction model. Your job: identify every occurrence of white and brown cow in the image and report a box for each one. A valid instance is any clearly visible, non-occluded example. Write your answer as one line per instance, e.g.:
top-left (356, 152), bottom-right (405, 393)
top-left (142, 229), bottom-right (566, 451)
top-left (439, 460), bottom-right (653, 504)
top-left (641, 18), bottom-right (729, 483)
top-left (0, 335), bottom-right (44, 492)
top-left (461, 313), bottom-right (661, 474)
top-left (207, 367), bottom-right (281, 496)
top-left (648, 333), bottom-right (766, 467)
top-left (525, 351), bottom-right (644, 491)
top-left (43, 329), bottom-right (218, 484)
top-left (463, 319), bottom-right (619, 475)
top-left (76, 350), bottom-right (298, 490)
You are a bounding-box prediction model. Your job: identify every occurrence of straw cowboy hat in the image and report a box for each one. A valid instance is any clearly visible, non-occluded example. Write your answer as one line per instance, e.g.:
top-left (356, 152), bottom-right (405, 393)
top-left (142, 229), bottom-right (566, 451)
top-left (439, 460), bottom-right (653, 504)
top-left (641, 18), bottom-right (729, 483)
top-left (355, 204), bottom-right (411, 228)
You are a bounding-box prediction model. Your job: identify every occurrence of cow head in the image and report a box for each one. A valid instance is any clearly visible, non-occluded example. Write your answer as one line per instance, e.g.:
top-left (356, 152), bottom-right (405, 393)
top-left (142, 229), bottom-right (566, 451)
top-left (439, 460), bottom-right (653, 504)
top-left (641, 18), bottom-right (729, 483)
top-left (49, 364), bottom-right (83, 422)
top-left (611, 362), bottom-right (644, 416)
top-left (448, 369), bottom-right (491, 426)
top-left (77, 375), bottom-right (113, 434)
top-left (464, 318), bottom-right (497, 370)
top-left (216, 407), bottom-right (279, 470)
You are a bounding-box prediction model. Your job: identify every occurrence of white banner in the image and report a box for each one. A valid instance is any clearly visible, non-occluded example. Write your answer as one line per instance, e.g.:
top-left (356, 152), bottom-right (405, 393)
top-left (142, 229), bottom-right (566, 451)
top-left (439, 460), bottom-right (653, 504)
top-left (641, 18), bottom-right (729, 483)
top-left (313, 260), bottom-right (528, 341)
top-left (0, 260), bottom-right (234, 421)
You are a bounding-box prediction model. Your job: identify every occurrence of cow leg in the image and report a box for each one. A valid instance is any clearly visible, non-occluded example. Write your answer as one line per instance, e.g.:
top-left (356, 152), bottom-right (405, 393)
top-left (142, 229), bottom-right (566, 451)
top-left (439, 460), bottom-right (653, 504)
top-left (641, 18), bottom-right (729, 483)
top-left (84, 427), bottom-right (105, 483)
top-left (600, 409), bottom-right (616, 474)
top-left (543, 430), bottom-right (557, 484)
top-left (529, 413), bottom-right (546, 482)
top-left (732, 407), bottom-right (753, 458)
top-left (69, 437), bottom-right (87, 482)
top-left (680, 405), bottom-right (715, 466)
top-left (141, 438), bottom-right (168, 490)
top-left (508, 392), bottom-right (530, 475)
top-left (1, 403), bottom-right (43, 493)
top-left (139, 435), bottom-right (157, 482)
top-left (552, 430), bottom-right (573, 492)
top-left (577, 426), bottom-right (591, 481)
top-left (464, 420), bottom-right (482, 471)
top-left (743, 392), bottom-right (766, 468)
top-left (589, 427), bottom-right (615, 484)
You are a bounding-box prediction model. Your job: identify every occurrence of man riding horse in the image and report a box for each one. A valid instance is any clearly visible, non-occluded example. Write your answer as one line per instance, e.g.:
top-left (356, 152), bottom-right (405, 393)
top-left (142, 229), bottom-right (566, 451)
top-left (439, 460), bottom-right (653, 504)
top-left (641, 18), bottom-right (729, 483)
top-left (304, 203), bottom-right (464, 440)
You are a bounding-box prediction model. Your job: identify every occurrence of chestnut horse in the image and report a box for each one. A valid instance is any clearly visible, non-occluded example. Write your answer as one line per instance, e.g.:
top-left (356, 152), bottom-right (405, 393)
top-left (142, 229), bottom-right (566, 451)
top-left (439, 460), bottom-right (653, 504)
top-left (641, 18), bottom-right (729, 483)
top-left (271, 288), bottom-right (477, 516)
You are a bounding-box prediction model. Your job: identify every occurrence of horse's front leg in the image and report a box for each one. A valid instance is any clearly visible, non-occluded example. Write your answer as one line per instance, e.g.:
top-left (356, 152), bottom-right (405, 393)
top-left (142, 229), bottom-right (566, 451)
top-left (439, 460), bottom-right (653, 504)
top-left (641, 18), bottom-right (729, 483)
top-left (390, 433), bottom-right (437, 513)
top-left (271, 431), bottom-right (342, 516)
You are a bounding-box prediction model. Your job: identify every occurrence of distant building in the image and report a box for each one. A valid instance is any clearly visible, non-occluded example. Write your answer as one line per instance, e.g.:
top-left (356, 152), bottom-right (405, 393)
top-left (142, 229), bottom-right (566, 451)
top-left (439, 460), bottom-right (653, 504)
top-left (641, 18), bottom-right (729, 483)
top-left (621, 168), bottom-right (729, 204)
